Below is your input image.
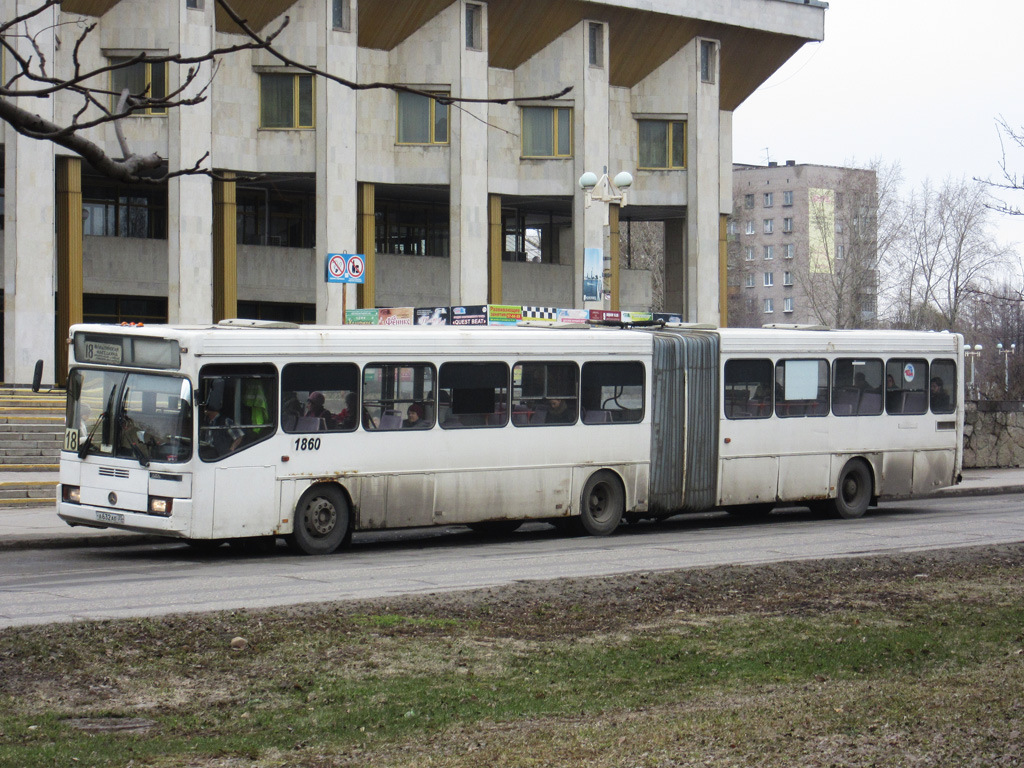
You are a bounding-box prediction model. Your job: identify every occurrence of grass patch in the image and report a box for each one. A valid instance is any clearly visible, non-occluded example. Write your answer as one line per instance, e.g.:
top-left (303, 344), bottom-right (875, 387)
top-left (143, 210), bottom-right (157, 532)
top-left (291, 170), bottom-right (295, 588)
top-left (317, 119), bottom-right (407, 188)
top-left (1, 545), bottom-right (1023, 766)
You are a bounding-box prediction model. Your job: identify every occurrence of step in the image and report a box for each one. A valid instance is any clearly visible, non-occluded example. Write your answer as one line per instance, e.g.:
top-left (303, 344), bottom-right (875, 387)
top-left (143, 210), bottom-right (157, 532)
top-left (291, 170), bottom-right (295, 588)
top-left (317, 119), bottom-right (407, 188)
top-left (0, 463), bottom-right (60, 472)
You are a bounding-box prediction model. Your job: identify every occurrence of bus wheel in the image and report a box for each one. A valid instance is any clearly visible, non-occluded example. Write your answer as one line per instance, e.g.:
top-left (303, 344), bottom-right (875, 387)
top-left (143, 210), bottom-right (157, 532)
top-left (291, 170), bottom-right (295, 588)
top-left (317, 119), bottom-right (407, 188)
top-left (578, 471), bottom-right (624, 536)
top-left (830, 460), bottom-right (872, 520)
top-left (289, 485), bottom-right (350, 555)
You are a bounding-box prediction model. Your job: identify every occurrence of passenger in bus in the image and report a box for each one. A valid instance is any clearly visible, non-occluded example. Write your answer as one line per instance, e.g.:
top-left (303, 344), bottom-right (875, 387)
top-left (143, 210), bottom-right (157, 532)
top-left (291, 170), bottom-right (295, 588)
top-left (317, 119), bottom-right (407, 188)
top-left (544, 397), bottom-right (574, 424)
top-left (930, 376), bottom-right (951, 411)
top-left (403, 402), bottom-right (429, 429)
top-left (336, 392), bottom-right (358, 430)
top-left (303, 391), bottom-right (332, 430)
top-left (282, 392), bottom-right (302, 431)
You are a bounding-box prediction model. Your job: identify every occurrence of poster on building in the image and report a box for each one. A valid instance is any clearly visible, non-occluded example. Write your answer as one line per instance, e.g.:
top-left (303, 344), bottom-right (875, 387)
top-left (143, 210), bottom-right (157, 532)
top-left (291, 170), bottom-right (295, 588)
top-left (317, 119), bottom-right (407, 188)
top-left (450, 304), bottom-right (488, 326)
top-left (488, 305), bottom-right (523, 325)
top-left (345, 309), bottom-right (379, 325)
top-left (583, 248), bottom-right (603, 302)
top-left (415, 306), bottom-right (450, 325)
top-left (378, 307), bottom-right (414, 325)
top-left (623, 311), bottom-right (653, 324)
top-left (654, 312), bottom-right (684, 324)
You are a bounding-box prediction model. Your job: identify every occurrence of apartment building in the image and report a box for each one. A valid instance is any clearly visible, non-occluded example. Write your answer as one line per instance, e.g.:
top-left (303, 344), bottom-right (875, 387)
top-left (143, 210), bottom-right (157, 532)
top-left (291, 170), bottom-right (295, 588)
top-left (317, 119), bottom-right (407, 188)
top-left (729, 162), bottom-right (878, 329)
top-left (2, 0), bottom-right (826, 383)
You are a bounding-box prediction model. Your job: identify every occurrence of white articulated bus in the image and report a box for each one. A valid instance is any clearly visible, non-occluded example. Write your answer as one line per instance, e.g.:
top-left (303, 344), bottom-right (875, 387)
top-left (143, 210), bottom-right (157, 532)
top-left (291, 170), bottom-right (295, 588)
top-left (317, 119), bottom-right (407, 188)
top-left (57, 322), bottom-right (963, 554)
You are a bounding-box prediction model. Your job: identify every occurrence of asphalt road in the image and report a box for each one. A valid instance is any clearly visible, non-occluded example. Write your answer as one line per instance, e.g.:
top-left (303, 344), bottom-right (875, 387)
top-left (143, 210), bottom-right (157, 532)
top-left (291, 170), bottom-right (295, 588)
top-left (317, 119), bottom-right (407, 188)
top-left (2, 494), bottom-right (1024, 628)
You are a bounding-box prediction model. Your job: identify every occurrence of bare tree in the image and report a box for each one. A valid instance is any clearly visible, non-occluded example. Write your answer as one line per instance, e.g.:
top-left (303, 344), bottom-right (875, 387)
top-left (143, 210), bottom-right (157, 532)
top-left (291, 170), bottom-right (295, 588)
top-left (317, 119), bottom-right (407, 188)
top-left (0, 0), bottom-right (569, 183)
top-left (883, 177), bottom-right (1012, 332)
top-left (620, 220), bottom-right (665, 311)
top-left (981, 116), bottom-right (1024, 218)
top-left (725, 203), bottom-right (762, 327)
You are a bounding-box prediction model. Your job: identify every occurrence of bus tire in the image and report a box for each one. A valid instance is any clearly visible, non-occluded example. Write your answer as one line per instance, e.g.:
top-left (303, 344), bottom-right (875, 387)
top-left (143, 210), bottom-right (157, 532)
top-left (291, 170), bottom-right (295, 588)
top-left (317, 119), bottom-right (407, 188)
top-left (578, 470), bottom-right (624, 536)
top-left (830, 459), bottom-right (872, 520)
top-left (288, 485), bottom-right (350, 555)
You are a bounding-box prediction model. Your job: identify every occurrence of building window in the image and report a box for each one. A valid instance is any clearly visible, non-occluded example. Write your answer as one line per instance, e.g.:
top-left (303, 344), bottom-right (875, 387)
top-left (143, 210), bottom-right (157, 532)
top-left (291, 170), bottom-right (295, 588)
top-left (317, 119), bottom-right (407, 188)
top-left (764, 192), bottom-right (773, 208)
top-left (763, 245), bottom-right (774, 260)
top-left (82, 179), bottom-right (168, 239)
top-left (784, 297), bottom-right (794, 313)
top-left (333, 0), bottom-right (351, 31)
top-left (237, 188), bottom-right (316, 248)
top-left (783, 217), bottom-right (793, 233)
top-left (727, 220), bottom-right (738, 236)
top-left (84, 294), bottom-right (168, 324)
top-left (260, 73), bottom-right (314, 129)
top-left (397, 91), bottom-right (449, 144)
top-left (588, 22), bottom-right (604, 67)
top-left (783, 271), bottom-right (793, 286)
top-left (837, 244), bottom-right (846, 259)
top-left (186, 0), bottom-right (203, 9)
top-left (745, 273), bottom-right (755, 288)
top-left (764, 272), bottom-right (774, 287)
top-left (744, 194), bottom-right (755, 209)
top-left (783, 190), bottom-right (793, 206)
top-left (836, 221), bottom-right (845, 234)
top-left (745, 246), bottom-right (755, 261)
top-left (109, 57), bottom-right (167, 115)
top-left (637, 120), bottom-right (685, 169)
top-left (783, 243), bottom-right (794, 259)
top-left (700, 40), bottom-right (716, 83)
top-left (521, 106), bottom-right (572, 158)
top-left (466, 3), bottom-right (483, 50)
top-left (763, 219), bottom-right (774, 234)
top-left (764, 298), bottom-right (774, 314)
top-left (375, 200), bottom-right (450, 258)
top-left (745, 221), bottom-right (755, 235)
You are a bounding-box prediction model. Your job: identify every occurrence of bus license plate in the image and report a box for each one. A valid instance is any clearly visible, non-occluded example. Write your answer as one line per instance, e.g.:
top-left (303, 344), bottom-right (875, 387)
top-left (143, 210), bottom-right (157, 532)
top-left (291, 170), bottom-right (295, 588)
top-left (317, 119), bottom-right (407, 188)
top-left (96, 510), bottom-right (125, 525)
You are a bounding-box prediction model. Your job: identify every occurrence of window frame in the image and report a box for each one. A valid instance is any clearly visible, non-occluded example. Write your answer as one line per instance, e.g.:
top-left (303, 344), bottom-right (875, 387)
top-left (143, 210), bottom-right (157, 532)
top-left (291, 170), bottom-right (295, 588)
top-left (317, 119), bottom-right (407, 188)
top-left (259, 72), bottom-right (315, 130)
top-left (466, 3), bottom-right (483, 50)
top-left (588, 22), bottom-right (604, 67)
top-left (109, 57), bottom-right (168, 116)
top-left (362, 362), bottom-right (437, 431)
top-left (723, 358), bottom-right (773, 420)
top-left (396, 91), bottom-right (450, 145)
top-left (637, 119), bottom-right (686, 170)
top-left (511, 361), bottom-right (579, 427)
top-left (521, 106), bottom-right (573, 158)
top-left (332, 0), bottom-right (351, 31)
top-left (580, 361), bottom-right (645, 424)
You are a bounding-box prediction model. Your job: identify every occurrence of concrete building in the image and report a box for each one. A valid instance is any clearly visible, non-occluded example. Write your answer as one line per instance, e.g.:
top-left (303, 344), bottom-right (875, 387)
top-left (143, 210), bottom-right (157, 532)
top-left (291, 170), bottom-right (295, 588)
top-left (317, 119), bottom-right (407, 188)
top-left (728, 162), bottom-right (878, 329)
top-left (2, 0), bottom-right (826, 384)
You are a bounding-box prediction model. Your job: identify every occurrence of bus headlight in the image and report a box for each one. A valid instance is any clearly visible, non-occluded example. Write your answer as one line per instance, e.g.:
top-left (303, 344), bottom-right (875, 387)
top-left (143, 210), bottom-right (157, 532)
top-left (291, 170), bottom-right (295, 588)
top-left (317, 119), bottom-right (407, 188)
top-left (149, 497), bottom-right (173, 516)
top-left (62, 485), bottom-right (81, 504)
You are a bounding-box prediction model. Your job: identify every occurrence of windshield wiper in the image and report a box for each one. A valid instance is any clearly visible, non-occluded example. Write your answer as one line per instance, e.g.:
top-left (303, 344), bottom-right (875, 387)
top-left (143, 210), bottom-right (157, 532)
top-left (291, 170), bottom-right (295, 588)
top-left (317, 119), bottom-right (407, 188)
top-left (119, 387), bottom-right (150, 468)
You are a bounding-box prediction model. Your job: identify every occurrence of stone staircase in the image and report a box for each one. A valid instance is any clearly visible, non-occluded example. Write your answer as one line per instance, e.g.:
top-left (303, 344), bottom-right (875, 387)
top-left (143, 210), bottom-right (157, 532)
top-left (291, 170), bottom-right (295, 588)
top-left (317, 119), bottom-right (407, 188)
top-left (0, 388), bottom-right (64, 507)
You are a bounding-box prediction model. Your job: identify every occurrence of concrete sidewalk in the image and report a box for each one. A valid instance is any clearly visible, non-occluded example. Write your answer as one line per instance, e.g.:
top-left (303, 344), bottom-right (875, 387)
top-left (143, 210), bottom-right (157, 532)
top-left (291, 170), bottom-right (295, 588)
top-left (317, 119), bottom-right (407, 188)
top-left (2, 467), bottom-right (1023, 551)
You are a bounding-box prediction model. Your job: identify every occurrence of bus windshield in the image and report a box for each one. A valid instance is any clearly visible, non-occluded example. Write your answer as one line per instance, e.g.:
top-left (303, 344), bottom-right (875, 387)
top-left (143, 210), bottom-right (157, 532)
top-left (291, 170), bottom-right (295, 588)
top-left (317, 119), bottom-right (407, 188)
top-left (67, 369), bottom-right (193, 465)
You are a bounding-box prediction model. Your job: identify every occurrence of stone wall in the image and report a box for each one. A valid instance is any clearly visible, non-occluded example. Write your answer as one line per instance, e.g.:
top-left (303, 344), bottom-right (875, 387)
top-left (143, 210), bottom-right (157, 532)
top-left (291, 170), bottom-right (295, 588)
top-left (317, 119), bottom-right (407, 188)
top-left (963, 401), bottom-right (1024, 468)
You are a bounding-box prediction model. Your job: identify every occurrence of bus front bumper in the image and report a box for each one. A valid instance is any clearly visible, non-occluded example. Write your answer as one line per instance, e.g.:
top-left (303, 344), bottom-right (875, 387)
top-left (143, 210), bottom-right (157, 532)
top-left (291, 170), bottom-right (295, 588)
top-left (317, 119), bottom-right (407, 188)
top-left (58, 499), bottom-right (193, 538)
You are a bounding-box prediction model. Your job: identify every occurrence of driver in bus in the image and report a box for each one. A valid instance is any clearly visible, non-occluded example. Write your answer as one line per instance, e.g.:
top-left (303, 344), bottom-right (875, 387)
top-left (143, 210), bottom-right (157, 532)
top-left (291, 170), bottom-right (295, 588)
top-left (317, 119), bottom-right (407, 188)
top-left (201, 404), bottom-right (244, 457)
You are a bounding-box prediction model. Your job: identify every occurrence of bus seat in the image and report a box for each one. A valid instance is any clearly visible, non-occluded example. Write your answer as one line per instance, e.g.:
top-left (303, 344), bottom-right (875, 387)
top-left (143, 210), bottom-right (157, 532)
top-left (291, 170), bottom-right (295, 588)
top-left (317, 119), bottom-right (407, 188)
top-left (583, 409), bottom-right (612, 424)
top-left (859, 392), bottom-right (882, 414)
top-left (833, 387), bottom-right (861, 415)
top-left (295, 415), bottom-right (322, 432)
top-left (379, 412), bottom-right (402, 430)
top-left (903, 390), bottom-right (928, 413)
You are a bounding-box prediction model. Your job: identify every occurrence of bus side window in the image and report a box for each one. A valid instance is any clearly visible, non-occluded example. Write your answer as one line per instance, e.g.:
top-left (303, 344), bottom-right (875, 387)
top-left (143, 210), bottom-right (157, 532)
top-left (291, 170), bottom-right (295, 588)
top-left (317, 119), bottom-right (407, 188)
top-left (930, 359), bottom-right (956, 414)
top-left (198, 364), bottom-right (278, 462)
top-left (775, 359), bottom-right (828, 418)
top-left (723, 359), bottom-right (772, 419)
top-left (886, 359), bottom-right (928, 415)
top-left (512, 361), bottom-right (579, 427)
top-left (363, 363), bottom-right (436, 431)
top-left (281, 362), bottom-right (360, 433)
top-left (580, 361), bottom-right (644, 424)
top-left (439, 362), bottom-right (509, 429)
top-left (831, 358), bottom-right (883, 416)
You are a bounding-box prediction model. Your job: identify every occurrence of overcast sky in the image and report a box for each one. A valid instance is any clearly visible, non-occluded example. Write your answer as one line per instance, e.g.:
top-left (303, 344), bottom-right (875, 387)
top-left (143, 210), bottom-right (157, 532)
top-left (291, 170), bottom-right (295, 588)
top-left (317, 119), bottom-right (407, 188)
top-left (732, 0), bottom-right (1024, 258)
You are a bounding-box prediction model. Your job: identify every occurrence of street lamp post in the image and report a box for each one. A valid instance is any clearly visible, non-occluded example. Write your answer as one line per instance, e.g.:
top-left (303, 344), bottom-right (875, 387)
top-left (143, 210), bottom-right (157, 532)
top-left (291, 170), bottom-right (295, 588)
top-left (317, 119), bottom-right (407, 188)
top-left (966, 344), bottom-right (983, 399)
top-left (997, 342), bottom-right (1016, 395)
top-left (578, 170), bottom-right (633, 311)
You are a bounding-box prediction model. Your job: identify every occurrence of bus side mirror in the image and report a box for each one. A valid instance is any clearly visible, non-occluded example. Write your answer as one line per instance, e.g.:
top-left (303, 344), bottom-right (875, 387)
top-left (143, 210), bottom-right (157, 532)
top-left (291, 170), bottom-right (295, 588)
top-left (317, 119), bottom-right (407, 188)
top-left (31, 360), bottom-right (43, 393)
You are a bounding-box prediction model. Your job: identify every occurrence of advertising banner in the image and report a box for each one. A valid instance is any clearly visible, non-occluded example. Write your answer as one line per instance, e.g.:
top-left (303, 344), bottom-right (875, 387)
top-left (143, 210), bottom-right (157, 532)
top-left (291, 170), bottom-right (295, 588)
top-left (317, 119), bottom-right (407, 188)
top-left (378, 307), bottom-right (414, 325)
top-left (450, 304), bottom-right (488, 326)
top-left (415, 306), bottom-right (450, 325)
top-left (488, 305), bottom-right (523, 326)
top-left (345, 309), bottom-right (379, 325)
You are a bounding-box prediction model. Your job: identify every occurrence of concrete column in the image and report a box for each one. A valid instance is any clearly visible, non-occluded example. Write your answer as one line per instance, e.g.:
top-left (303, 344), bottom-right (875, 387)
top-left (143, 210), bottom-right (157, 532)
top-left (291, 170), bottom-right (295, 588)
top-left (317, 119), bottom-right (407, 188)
top-left (719, 213), bottom-right (729, 327)
top-left (488, 194), bottom-right (503, 303)
top-left (168, 0), bottom-right (215, 324)
top-left (317, 4), bottom-right (359, 324)
top-left (357, 183), bottom-right (376, 309)
top-left (212, 173), bottom-right (237, 322)
top-left (573, 21), bottom-right (609, 310)
top-left (664, 218), bottom-right (686, 315)
top-left (685, 38), bottom-right (723, 324)
top-left (56, 157), bottom-right (83, 387)
top-left (449, 0), bottom-right (490, 306)
top-left (4, 0), bottom-right (57, 385)
top-left (607, 203), bottom-right (620, 311)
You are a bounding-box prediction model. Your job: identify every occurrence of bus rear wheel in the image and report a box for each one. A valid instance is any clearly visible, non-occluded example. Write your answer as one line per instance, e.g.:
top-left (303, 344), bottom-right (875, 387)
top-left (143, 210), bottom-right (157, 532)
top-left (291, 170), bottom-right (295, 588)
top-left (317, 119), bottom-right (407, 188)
top-left (578, 470), bottom-right (624, 536)
top-left (830, 459), bottom-right (872, 520)
top-left (288, 485), bottom-right (350, 555)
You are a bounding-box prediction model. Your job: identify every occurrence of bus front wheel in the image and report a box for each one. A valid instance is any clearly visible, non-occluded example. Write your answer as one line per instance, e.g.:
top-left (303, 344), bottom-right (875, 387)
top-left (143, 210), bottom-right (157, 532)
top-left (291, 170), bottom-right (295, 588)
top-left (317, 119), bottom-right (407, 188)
top-left (830, 459), bottom-right (872, 520)
top-left (289, 485), bottom-right (350, 555)
top-left (578, 470), bottom-right (624, 536)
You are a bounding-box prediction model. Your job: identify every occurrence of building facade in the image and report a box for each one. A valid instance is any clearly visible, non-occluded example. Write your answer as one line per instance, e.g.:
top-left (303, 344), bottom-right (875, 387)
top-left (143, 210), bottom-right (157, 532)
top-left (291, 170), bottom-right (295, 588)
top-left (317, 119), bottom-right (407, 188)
top-left (728, 162), bottom-right (878, 329)
top-left (2, 0), bottom-right (825, 384)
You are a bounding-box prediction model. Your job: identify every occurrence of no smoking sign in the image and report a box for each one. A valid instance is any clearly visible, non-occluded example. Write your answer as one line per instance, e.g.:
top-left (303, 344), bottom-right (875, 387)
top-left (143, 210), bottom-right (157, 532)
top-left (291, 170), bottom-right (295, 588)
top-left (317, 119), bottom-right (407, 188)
top-left (325, 253), bottom-right (366, 284)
